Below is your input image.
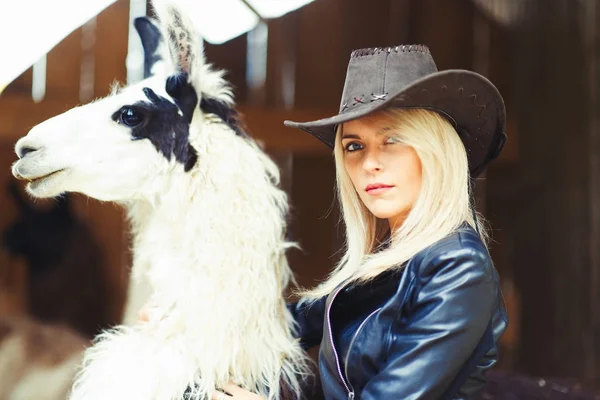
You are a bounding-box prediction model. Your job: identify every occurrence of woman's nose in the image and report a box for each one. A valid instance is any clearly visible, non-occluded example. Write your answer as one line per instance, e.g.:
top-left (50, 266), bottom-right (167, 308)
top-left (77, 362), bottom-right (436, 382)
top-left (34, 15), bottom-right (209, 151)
top-left (362, 150), bottom-right (383, 172)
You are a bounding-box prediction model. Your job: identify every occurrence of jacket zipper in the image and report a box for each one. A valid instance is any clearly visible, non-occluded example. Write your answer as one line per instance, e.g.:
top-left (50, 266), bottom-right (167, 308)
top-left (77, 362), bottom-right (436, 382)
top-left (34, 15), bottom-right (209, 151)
top-left (326, 285), bottom-right (352, 398)
top-left (344, 307), bottom-right (382, 398)
top-left (326, 283), bottom-right (382, 400)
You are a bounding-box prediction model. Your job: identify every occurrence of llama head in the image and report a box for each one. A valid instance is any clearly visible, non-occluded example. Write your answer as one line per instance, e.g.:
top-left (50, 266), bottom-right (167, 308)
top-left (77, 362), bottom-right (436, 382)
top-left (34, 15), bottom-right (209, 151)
top-left (11, 2), bottom-right (236, 202)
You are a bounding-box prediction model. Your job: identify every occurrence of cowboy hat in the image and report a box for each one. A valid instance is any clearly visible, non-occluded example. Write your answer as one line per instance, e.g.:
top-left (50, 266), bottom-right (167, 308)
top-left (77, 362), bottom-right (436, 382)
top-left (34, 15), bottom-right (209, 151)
top-left (284, 45), bottom-right (506, 177)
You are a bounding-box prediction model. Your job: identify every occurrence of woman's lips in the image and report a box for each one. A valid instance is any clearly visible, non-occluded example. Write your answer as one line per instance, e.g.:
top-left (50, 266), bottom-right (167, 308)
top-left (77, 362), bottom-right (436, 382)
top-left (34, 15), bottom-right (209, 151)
top-left (365, 184), bottom-right (394, 195)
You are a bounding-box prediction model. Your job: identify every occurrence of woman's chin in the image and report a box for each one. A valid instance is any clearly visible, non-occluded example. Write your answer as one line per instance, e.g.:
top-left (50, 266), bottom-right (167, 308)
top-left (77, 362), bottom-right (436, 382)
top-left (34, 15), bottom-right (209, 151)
top-left (367, 205), bottom-right (410, 226)
top-left (367, 204), bottom-right (404, 219)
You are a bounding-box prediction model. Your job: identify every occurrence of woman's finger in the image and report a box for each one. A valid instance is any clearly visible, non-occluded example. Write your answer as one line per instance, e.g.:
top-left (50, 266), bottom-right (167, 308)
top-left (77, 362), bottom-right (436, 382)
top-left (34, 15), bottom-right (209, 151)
top-left (137, 301), bottom-right (153, 323)
top-left (221, 382), bottom-right (242, 396)
top-left (220, 382), bottom-right (264, 399)
top-left (137, 308), bottom-right (150, 322)
top-left (211, 389), bottom-right (232, 400)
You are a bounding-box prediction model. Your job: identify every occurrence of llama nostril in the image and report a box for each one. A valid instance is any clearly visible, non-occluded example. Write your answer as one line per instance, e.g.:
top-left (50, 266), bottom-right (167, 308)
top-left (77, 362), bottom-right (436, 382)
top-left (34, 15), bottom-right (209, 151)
top-left (18, 146), bottom-right (38, 159)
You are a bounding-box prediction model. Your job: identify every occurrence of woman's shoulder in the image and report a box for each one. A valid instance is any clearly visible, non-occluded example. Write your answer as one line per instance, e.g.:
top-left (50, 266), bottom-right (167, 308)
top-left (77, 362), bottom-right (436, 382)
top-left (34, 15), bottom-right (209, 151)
top-left (409, 223), bottom-right (492, 279)
top-left (434, 223), bottom-right (488, 254)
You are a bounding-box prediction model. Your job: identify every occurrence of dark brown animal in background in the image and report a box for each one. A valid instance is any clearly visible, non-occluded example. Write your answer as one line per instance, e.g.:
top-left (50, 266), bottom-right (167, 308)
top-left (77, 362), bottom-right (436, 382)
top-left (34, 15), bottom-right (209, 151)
top-left (3, 183), bottom-right (114, 338)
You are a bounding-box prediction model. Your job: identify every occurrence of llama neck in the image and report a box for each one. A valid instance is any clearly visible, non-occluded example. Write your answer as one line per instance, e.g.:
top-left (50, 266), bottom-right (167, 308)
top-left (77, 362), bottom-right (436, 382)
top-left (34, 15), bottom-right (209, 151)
top-left (124, 137), bottom-right (290, 322)
top-left (116, 129), bottom-right (307, 399)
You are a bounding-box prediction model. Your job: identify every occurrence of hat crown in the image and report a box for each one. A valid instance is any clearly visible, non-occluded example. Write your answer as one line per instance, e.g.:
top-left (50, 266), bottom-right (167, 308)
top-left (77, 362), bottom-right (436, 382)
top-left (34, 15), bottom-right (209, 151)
top-left (340, 45), bottom-right (438, 113)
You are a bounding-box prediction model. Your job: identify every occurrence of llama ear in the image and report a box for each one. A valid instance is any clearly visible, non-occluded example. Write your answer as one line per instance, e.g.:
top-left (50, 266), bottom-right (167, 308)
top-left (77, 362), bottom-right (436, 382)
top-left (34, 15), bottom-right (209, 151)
top-left (134, 17), bottom-right (166, 79)
top-left (153, 2), bottom-right (202, 80)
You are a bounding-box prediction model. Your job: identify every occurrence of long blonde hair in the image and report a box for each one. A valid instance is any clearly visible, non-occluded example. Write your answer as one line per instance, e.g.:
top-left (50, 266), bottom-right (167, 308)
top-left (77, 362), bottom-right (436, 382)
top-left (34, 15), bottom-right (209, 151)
top-left (300, 108), bottom-right (488, 300)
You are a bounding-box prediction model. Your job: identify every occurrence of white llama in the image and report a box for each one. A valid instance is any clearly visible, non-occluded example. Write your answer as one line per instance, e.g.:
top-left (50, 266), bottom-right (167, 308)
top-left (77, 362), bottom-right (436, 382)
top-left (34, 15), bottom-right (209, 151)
top-left (10, 2), bottom-right (311, 399)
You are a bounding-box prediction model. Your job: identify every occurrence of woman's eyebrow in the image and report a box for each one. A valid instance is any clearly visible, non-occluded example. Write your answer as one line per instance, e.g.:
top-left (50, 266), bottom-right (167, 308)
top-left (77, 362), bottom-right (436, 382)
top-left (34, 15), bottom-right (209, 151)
top-left (341, 126), bottom-right (393, 140)
top-left (378, 126), bottom-right (393, 135)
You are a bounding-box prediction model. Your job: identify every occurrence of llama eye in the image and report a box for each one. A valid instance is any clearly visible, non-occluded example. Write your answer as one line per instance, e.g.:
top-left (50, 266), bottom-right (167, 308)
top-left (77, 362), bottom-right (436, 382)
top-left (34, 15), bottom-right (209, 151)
top-left (119, 107), bottom-right (144, 127)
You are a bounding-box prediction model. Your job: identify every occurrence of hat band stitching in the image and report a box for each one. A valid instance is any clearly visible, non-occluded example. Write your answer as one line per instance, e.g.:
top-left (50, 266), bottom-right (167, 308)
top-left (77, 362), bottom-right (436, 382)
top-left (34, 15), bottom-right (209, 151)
top-left (352, 96), bottom-right (365, 106)
top-left (351, 45), bottom-right (430, 58)
top-left (371, 94), bottom-right (387, 102)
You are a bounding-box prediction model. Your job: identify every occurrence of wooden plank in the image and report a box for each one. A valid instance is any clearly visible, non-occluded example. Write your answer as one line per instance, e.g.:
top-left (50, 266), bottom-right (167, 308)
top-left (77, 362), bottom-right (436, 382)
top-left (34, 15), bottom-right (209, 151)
top-left (0, 92), bottom-right (519, 161)
top-left (287, 154), bottom-right (338, 293)
top-left (292, 0), bottom-right (346, 108)
top-left (342, 1), bottom-right (395, 50)
top-left (0, 94), bottom-right (333, 153)
top-left (265, 8), bottom-right (299, 107)
top-left (1, 67), bottom-right (32, 97)
top-left (410, 0), bottom-right (474, 70)
top-left (388, 0), bottom-right (411, 43)
top-left (94, 0), bottom-right (130, 97)
top-left (513, 0), bottom-right (600, 384)
top-left (205, 35), bottom-right (248, 104)
top-left (0, 95), bottom-right (80, 140)
top-left (238, 107), bottom-right (334, 154)
top-left (485, 163), bottom-right (520, 369)
top-left (45, 26), bottom-right (83, 99)
top-left (586, 0), bottom-right (600, 383)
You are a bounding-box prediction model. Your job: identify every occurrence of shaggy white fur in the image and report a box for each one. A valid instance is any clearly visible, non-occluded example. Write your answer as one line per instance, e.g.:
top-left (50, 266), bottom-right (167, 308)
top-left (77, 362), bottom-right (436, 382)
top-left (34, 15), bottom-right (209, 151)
top-left (10, 1), bottom-right (311, 399)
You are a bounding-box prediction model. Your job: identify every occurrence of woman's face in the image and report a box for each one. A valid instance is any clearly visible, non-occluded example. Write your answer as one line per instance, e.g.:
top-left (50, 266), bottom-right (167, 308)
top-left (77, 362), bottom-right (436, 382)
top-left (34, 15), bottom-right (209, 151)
top-left (341, 113), bottom-right (422, 229)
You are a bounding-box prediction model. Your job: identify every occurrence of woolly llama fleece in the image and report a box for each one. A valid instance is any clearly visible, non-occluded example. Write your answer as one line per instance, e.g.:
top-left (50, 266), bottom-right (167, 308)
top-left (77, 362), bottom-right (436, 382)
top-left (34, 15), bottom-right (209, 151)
top-left (10, 1), bottom-right (311, 399)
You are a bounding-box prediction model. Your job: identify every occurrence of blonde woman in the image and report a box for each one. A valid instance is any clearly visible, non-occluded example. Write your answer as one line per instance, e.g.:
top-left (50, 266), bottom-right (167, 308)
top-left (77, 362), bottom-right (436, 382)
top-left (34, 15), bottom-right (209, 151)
top-left (220, 45), bottom-right (508, 400)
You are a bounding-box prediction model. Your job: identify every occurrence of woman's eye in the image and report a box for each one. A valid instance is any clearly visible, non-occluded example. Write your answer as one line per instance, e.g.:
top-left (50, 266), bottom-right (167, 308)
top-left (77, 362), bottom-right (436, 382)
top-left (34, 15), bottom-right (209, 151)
top-left (345, 142), bottom-right (362, 152)
top-left (119, 107), bottom-right (144, 127)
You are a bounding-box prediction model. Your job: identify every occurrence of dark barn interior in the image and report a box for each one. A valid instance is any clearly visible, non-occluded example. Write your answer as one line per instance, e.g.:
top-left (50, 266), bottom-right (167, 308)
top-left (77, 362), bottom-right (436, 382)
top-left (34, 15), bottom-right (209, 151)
top-left (0, 0), bottom-right (599, 398)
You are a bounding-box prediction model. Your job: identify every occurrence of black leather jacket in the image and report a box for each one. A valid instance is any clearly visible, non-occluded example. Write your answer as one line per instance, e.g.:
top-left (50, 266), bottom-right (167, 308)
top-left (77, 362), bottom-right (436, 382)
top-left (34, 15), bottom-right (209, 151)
top-left (289, 225), bottom-right (508, 400)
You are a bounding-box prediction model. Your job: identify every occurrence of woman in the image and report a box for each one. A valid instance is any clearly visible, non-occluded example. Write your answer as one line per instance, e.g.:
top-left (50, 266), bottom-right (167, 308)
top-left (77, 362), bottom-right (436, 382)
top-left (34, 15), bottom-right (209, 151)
top-left (214, 45), bottom-right (508, 399)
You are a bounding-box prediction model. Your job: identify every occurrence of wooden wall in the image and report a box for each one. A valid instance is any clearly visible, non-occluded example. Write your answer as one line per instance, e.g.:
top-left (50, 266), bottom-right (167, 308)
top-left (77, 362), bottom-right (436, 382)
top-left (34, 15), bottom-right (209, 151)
top-left (511, 0), bottom-right (600, 385)
top-left (0, 0), bottom-right (132, 325)
top-left (0, 0), bottom-right (515, 334)
top-left (0, 0), bottom-right (516, 334)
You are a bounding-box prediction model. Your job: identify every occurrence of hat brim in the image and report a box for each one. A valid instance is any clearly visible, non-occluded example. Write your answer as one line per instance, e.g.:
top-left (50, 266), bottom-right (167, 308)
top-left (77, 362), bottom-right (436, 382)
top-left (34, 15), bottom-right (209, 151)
top-left (284, 69), bottom-right (506, 177)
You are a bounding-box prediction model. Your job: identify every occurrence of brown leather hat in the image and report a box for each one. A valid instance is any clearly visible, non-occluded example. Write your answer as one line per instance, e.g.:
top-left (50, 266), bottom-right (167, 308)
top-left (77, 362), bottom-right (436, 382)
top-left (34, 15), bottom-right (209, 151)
top-left (284, 45), bottom-right (506, 177)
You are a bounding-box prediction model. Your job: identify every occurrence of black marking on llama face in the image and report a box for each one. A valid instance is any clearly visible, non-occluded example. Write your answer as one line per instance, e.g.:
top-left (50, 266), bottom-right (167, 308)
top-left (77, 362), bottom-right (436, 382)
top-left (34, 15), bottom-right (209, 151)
top-left (184, 144), bottom-right (198, 172)
top-left (166, 74), bottom-right (197, 122)
top-left (134, 17), bottom-right (163, 79)
top-left (110, 83), bottom-right (198, 171)
top-left (200, 96), bottom-right (248, 138)
top-left (166, 74), bottom-right (199, 172)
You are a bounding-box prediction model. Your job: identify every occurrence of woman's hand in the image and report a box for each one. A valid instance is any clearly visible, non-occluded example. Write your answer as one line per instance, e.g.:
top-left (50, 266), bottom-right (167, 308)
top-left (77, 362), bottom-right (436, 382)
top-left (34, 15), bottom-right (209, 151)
top-left (137, 301), bottom-right (153, 322)
top-left (137, 301), bottom-right (164, 323)
top-left (138, 311), bottom-right (263, 399)
top-left (212, 382), bottom-right (265, 400)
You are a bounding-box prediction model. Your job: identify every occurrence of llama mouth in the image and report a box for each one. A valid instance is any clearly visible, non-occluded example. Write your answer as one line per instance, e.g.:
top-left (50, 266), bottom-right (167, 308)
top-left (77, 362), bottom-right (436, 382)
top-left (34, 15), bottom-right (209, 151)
top-left (18, 169), bottom-right (66, 185)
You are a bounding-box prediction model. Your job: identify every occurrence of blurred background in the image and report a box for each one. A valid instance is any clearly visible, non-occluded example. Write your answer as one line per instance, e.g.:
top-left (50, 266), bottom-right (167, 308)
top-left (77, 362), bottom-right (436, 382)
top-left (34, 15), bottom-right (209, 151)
top-left (0, 0), bottom-right (598, 398)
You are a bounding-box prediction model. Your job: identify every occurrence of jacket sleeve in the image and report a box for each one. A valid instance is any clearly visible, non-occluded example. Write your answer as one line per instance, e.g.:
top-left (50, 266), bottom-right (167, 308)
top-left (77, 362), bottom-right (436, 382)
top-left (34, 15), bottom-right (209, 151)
top-left (455, 294), bottom-right (508, 399)
top-left (361, 246), bottom-right (497, 400)
top-left (287, 296), bottom-right (327, 350)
